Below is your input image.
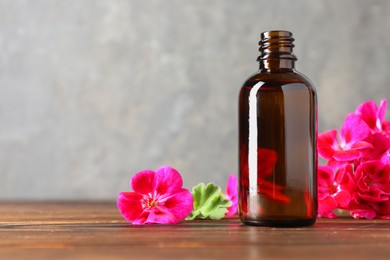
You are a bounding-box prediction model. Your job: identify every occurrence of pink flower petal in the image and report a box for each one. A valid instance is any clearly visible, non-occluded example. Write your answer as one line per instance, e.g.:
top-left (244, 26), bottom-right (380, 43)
top-left (350, 207), bottom-right (376, 219)
top-left (317, 165), bottom-right (335, 195)
top-left (378, 99), bottom-right (387, 127)
top-left (335, 164), bottom-right (356, 193)
top-left (326, 159), bottom-right (349, 170)
top-left (340, 114), bottom-right (370, 144)
top-left (318, 211), bottom-right (338, 219)
top-left (318, 196), bottom-right (338, 217)
top-left (333, 149), bottom-right (362, 161)
top-left (356, 100), bottom-right (379, 130)
top-left (226, 174), bottom-right (238, 199)
top-left (355, 99), bottom-right (387, 133)
top-left (163, 189), bottom-right (194, 220)
top-left (117, 192), bottom-right (145, 223)
top-left (363, 133), bottom-right (390, 160)
top-left (381, 152), bottom-right (390, 164)
top-left (334, 190), bottom-right (351, 208)
top-left (130, 170), bottom-right (156, 195)
top-left (145, 207), bottom-right (179, 224)
top-left (225, 174), bottom-right (238, 216)
top-left (318, 130), bottom-right (338, 160)
top-left (357, 190), bottom-right (389, 202)
top-left (154, 166), bottom-right (184, 195)
top-left (226, 202), bottom-right (238, 217)
top-left (355, 160), bottom-right (386, 181)
top-left (131, 211), bottom-right (150, 225)
top-left (383, 120), bottom-right (390, 133)
top-left (349, 141), bottom-right (373, 151)
top-left (372, 200), bottom-right (390, 218)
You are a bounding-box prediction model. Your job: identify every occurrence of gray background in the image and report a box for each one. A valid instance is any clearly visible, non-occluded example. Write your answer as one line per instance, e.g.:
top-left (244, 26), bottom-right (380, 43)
top-left (0, 0), bottom-right (389, 200)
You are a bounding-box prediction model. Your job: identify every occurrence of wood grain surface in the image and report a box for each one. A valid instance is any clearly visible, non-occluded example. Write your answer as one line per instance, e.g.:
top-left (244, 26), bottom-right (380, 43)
top-left (0, 201), bottom-right (389, 259)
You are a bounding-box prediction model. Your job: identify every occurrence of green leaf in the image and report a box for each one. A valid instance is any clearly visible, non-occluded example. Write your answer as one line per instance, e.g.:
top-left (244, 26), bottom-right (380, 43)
top-left (185, 183), bottom-right (231, 220)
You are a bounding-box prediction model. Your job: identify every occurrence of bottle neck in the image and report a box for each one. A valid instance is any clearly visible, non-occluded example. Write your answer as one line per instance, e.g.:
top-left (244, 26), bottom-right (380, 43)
top-left (259, 59), bottom-right (295, 71)
top-left (257, 30), bottom-right (297, 72)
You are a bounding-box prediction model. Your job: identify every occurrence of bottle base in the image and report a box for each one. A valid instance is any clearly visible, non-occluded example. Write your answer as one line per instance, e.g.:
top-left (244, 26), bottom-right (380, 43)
top-left (241, 218), bottom-right (316, 227)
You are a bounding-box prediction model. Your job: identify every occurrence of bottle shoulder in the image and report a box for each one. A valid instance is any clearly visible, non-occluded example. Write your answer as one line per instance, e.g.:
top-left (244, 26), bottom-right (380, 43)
top-left (242, 70), bottom-right (315, 89)
top-left (239, 70), bottom-right (317, 100)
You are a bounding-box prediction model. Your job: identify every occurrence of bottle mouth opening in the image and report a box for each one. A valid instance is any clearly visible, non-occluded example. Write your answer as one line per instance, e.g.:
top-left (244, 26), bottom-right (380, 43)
top-left (261, 30), bottom-right (293, 40)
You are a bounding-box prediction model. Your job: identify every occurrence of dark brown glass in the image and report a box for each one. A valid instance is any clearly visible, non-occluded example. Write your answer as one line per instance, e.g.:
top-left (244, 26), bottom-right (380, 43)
top-left (238, 31), bottom-right (317, 227)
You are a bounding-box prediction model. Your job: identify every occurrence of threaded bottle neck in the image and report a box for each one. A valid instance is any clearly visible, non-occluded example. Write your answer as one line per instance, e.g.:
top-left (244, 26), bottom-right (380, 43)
top-left (258, 30), bottom-right (297, 71)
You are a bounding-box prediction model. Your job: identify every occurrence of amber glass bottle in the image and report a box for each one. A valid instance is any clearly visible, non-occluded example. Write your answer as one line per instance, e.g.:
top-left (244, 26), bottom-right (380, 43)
top-left (238, 31), bottom-right (317, 227)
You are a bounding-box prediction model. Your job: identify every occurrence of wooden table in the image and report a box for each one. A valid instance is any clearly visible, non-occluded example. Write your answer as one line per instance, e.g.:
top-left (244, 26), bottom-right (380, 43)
top-left (0, 201), bottom-right (389, 259)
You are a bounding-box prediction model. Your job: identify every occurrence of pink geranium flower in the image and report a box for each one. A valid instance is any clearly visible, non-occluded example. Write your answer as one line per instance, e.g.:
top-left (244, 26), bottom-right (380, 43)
top-left (117, 166), bottom-right (193, 224)
top-left (225, 174), bottom-right (238, 216)
top-left (317, 165), bottom-right (351, 218)
top-left (354, 161), bottom-right (390, 203)
top-left (349, 160), bottom-right (390, 219)
top-left (318, 114), bottom-right (372, 165)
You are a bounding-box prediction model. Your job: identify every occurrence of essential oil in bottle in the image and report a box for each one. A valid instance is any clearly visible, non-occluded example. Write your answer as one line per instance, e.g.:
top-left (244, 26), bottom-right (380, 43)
top-left (238, 30), bottom-right (317, 227)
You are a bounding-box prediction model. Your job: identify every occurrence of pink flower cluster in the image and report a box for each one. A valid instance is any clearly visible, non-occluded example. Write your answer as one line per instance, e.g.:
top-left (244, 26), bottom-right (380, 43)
top-left (318, 99), bottom-right (390, 219)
